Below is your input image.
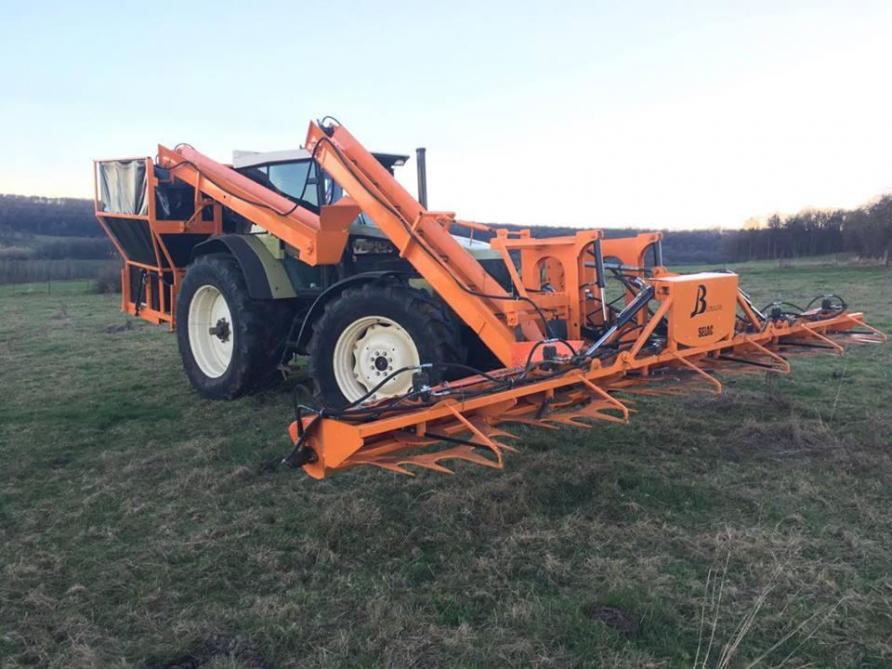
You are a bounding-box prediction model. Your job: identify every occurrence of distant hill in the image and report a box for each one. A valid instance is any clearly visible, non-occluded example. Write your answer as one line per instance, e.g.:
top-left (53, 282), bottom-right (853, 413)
top-left (4, 190), bottom-right (889, 266)
top-left (0, 192), bottom-right (727, 265)
top-left (0, 194), bottom-right (100, 237)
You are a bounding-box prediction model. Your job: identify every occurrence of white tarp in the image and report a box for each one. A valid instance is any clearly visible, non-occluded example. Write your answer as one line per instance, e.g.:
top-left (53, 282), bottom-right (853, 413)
top-left (97, 160), bottom-right (148, 215)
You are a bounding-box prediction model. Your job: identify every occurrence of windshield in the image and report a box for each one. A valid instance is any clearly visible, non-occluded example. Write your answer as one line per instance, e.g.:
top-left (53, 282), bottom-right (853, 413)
top-left (267, 161), bottom-right (319, 207)
top-left (236, 160), bottom-right (320, 213)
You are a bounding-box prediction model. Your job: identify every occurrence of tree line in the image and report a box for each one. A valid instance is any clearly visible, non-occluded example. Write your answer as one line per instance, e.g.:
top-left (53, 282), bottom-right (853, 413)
top-left (452, 224), bottom-right (728, 265)
top-left (3, 191), bottom-right (891, 266)
top-left (0, 192), bottom-right (729, 265)
top-left (0, 194), bottom-right (101, 237)
top-left (723, 195), bottom-right (892, 262)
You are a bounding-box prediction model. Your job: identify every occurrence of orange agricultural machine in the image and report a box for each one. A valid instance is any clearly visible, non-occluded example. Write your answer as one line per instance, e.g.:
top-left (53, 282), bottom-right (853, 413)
top-left (95, 118), bottom-right (886, 479)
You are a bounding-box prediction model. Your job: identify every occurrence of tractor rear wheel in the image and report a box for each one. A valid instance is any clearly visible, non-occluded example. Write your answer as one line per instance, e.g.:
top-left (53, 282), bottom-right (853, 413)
top-left (176, 254), bottom-right (293, 399)
top-left (307, 282), bottom-right (463, 409)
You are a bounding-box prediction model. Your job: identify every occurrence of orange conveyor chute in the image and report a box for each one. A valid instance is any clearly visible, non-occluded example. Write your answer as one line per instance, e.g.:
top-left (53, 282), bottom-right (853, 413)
top-left (156, 144), bottom-right (360, 266)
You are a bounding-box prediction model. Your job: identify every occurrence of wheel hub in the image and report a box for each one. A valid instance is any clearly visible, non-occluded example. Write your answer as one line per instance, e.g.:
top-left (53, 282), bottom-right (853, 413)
top-left (187, 285), bottom-right (234, 379)
top-left (209, 318), bottom-right (231, 342)
top-left (332, 317), bottom-right (420, 402)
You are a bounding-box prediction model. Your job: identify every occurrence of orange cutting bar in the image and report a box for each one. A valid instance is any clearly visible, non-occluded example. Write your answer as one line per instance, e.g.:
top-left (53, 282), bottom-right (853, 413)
top-left (289, 308), bottom-right (879, 479)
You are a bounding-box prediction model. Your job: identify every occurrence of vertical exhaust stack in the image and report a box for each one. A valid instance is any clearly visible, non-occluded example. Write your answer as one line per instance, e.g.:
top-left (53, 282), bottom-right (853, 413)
top-left (416, 147), bottom-right (428, 209)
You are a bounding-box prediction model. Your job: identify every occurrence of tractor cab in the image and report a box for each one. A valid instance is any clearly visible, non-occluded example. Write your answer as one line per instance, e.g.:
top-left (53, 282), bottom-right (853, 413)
top-left (232, 148), bottom-right (408, 220)
top-left (232, 147), bottom-right (503, 270)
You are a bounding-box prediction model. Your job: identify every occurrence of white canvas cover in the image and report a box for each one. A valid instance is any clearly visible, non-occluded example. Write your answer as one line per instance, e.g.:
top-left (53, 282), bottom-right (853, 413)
top-left (97, 160), bottom-right (148, 215)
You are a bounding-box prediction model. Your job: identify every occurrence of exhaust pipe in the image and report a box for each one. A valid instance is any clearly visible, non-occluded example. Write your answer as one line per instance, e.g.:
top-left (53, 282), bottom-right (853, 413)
top-left (416, 147), bottom-right (428, 209)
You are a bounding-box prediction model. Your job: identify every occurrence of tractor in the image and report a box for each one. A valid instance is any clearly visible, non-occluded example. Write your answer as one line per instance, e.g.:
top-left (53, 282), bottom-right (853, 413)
top-left (96, 138), bottom-right (503, 408)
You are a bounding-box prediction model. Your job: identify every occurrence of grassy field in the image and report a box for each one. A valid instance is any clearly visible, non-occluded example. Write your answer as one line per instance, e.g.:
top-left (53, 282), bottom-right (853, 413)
top-left (1, 261), bottom-right (891, 668)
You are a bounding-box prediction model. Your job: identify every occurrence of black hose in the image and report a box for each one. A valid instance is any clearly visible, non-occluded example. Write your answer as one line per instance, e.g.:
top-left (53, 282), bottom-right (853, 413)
top-left (804, 294), bottom-right (847, 311)
top-left (761, 300), bottom-right (806, 315)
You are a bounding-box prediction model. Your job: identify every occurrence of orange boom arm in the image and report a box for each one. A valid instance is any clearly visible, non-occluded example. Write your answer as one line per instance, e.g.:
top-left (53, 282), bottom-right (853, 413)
top-left (303, 121), bottom-right (550, 365)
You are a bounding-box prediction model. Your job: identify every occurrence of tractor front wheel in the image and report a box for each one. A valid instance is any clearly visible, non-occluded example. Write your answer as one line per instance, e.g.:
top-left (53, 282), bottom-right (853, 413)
top-left (307, 282), bottom-right (463, 409)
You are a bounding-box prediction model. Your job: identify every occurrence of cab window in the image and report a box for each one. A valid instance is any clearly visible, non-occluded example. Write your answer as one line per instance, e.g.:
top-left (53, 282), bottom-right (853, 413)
top-left (267, 161), bottom-right (319, 207)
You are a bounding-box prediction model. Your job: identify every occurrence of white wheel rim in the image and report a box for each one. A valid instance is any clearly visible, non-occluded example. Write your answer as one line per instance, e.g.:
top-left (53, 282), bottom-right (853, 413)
top-left (187, 285), bottom-right (234, 379)
top-left (333, 315), bottom-right (420, 403)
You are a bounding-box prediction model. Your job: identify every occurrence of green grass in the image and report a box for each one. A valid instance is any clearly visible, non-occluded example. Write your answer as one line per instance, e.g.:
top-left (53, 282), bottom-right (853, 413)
top-left (1, 259), bottom-right (891, 668)
top-left (0, 279), bottom-right (101, 297)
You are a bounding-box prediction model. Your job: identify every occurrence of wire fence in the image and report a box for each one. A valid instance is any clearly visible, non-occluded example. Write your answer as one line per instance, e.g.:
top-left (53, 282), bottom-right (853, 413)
top-left (0, 259), bottom-right (120, 297)
top-left (0, 279), bottom-right (103, 298)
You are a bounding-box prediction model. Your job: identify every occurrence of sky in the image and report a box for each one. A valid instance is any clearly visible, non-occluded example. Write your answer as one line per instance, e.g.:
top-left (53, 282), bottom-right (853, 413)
top-left (1, 1), bottom-right (891, 230)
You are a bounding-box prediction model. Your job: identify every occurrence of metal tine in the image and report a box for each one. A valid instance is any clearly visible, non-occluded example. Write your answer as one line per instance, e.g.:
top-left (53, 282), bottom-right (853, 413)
top-left (542, 414), bottom-right (596, 428)
top-left (486, 440), bottom-right (518, 453)
top-left (349, 452), bottom-right (455, 475)
top-left (611, 376), bottom-right (687, 392)
top-left (613, 386), bottom-right (688, 397)
top-left (573, 375), bottom-right (630, 422)
top-left (369, 406), bottom-right (517, 467)
top-left (541, 402), bottom-right (627, 427)
top-left (478, 424), bottom-right (519, 440)
top-left (792, 327), bottom-right (845, 354)
top-left (357, 444), bottom-right (505, 475)
top-left (468, 420), bottom-right (520, 452)
top-left (346, 414), bottom-right (518, 473)
top-left (442, 445), bottom-right (506, 469)
top-left (490, 377), bottom-right (631, 430)
top-left (711, 340), bottom-right (790, 373)
top-left (468, 417), bottom-right (516, 437)
top-left (390, 457), bottom-right (456, 475)
top-left (839, 316), bottom-right (888, 342)
top-left (445, 405), bottom-right (508, 469)
top-left (362, 460), bottom-right (420, 476)
top-left (499, 416), bottom-right (561, 430)
top-left (845, 333), bottom-right (886, 344)
top-left (580, 404), bottom-right (628, 424)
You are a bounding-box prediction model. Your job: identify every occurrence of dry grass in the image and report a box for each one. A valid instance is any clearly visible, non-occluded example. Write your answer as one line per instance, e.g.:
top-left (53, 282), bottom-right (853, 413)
top-left (1, 261), bottom-right (891, 667)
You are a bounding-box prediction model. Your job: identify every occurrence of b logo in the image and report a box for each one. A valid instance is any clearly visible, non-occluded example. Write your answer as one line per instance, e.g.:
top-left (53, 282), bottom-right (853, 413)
top-left (690, 284), bottom-right (707, 317)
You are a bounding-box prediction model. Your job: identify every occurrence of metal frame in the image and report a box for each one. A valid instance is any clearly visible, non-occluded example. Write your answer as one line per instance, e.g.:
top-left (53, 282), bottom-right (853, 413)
top-left (93, 157), bottom-right (222, 328)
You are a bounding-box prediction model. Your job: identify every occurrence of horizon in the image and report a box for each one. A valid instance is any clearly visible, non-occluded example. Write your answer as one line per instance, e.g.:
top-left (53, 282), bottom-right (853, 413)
top-left (2, 189), bottom-right (888, 234)
top-left (2, 2), bottom-right (891, 230)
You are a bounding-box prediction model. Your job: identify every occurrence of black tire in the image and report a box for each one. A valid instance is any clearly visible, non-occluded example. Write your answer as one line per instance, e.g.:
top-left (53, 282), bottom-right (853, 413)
top-left (176, 254), bottom-right (295, 399)
top-left (307, 281), bottom-right (463, 409)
